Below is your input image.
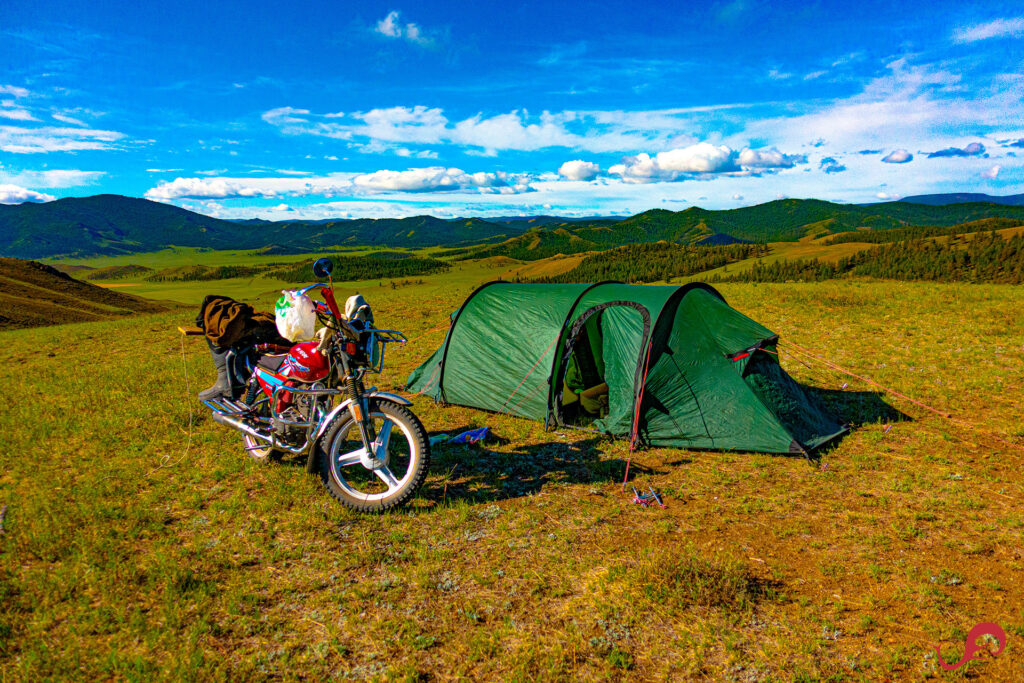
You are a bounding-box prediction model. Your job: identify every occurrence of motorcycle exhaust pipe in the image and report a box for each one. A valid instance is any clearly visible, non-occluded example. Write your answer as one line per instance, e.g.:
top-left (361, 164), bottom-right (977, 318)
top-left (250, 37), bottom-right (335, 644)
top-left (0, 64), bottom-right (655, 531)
top-left (210, 411), bottom-right (307, 455)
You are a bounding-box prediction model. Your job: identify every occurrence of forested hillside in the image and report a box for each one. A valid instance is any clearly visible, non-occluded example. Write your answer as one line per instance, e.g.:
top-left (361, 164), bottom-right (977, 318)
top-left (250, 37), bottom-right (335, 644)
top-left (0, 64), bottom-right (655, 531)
top-left (530, 242), bottom-right (768, 283)
top-left (707, 232), bottom-right (1024, 284)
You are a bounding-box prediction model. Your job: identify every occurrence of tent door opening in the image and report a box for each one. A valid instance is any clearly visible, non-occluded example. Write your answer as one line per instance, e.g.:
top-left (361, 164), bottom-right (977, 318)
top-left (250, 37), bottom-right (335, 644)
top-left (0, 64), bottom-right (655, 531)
top-left (554, 303), bottom-right (649, 434)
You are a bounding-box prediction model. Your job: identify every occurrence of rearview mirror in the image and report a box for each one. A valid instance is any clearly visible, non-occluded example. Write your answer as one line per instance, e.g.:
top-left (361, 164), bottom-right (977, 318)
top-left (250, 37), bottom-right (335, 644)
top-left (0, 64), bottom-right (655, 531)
top-left (313, 257), bottom-right (334, 280)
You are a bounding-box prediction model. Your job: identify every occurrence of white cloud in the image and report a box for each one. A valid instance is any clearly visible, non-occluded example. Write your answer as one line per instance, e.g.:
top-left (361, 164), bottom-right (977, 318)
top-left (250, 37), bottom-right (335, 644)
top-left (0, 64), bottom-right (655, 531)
top-left (952, 17), bottom-right (1024, 43)
top-left (0, 125), bottom-right (125, 153)
top-left (0, 168), bottom-right (104, 188)
top-left (803, 70), bottom-right (827, 81)
top-left (0, 85), bottom-right (30, 98)
top-left (736, 57), bottom-right (1022, 164)
top-left (732, 193), bottom-right (744, 200)
top-left (982, 164), bottom-right (1001, 179)
top-left (876, 192), bottom-right (901, 200)
top-left (263, 105), bottom-right (728, 154)
top-left (558, 160), bottom-right (601, 180)
top-left (737, 147), bottom-right (804, 168)
top-left (146, 168), bottom-right (185, 173)
top-left (658, 143), bottom-right (738, 173)
top-left (144, 167), bottom-right (533, 200)
top-left (374, 11), bottom-right (434, 47)
top-left (0, 104), bottom-right (36, 121)
top-left (51, 113), bottom-right (88, 127)
top-left (0, 184), bottom-right (55, 204)
top-left (881, 149), bottom-right (913, 163)
top-left (607, 142), bottom-right (802, 182)
top-left (352, 167), bottom-right (519, 193)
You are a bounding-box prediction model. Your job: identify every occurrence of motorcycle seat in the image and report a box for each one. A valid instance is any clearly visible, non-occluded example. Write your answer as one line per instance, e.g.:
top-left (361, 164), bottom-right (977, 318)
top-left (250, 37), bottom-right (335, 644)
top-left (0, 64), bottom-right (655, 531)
top-left (257, 353), bottom-right (288, 372)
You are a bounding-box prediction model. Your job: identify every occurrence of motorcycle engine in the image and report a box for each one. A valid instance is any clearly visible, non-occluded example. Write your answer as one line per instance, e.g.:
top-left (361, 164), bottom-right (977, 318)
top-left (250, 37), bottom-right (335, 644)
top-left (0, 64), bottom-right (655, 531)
top-left (272, 382), bottom-right (324, 439)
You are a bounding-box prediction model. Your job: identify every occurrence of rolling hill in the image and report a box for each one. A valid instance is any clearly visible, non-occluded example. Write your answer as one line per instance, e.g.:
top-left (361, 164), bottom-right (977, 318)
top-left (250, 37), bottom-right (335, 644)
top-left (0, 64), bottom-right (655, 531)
top-left (451, 199), bottom-right (1024, 261)
top-left (5, 193), bottom-right (1024, 260)
top-left (0, 257), bottom-right (178, 329)
top-left (0, 195), bottom-right (524, 259)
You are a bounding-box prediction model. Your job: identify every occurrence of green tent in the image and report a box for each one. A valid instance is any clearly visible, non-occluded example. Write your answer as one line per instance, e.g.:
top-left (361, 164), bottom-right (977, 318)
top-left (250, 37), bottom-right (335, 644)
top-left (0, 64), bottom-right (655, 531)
top-left (407, 281), bottom-right (846, 454)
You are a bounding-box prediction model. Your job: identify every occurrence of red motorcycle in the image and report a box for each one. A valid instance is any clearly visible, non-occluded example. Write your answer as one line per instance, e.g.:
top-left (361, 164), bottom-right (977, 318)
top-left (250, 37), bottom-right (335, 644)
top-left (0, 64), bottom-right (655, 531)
top-left (202, 258), bottom-right (429, 512)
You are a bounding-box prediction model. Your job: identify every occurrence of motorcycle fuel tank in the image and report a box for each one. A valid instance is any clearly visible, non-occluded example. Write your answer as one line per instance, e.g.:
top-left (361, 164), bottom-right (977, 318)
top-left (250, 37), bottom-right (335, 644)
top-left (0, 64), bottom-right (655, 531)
top-left (282, 341), bottom-right (330, 382)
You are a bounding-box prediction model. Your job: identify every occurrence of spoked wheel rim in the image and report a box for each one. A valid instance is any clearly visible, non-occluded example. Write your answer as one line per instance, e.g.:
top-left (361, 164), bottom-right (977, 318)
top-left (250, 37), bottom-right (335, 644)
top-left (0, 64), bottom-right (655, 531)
top-left (328, 411), bottom-right (419, 502)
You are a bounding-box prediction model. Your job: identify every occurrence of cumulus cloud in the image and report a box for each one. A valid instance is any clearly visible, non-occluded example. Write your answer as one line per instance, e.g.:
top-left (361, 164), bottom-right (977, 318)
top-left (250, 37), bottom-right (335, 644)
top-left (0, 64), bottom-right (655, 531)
top-left (144, 167), bottom-right (533, 201)
top-left (819, 157), bottom-right (847, 174)
top-left (882, 149), bottom-right (913, 163)
top-left (738, 147), bottom-right (804, 168)
top-left (0, 168), bottom-right (104, 188)
top-left (0, 184), bottom-right (55, 204)
top-left (982, 164), bottom-right (1001, 179)
top-left (0, 125), bottom-right (125, 153)
top-left (607, 142), bottom-right (802, 183)
top-left (352, 167), bottom-right (522, 193)
top-left (927, 142), bottom-right (985, 158)
top-left (952, 17), bottom-right (1024, 43)
top-left (558, 160), bottom-right (601, 180)
top-left (876, 192), bottom-right (901, 200)
top-left (374, 11), bottom-right (434, 47)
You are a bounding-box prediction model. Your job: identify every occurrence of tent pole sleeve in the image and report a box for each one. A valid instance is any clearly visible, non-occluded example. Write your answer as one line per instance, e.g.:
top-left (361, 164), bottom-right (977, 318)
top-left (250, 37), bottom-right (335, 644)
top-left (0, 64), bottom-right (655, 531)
top-left (434, 280), bottom-right (507, 404)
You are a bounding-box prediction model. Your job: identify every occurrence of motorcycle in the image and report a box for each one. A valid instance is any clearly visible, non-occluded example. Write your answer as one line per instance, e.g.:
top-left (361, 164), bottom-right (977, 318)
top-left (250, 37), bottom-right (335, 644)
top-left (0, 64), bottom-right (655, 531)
top-left (201, 257), bottom-right (430, 512)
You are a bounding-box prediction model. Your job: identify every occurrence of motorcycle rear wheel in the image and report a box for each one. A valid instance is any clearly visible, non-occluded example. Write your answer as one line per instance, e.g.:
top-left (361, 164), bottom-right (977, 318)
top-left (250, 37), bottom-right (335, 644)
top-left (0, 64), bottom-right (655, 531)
top-left (318, 399), bottom-right (430, 512)
top-left (242, 399), bottom-right (285, 463)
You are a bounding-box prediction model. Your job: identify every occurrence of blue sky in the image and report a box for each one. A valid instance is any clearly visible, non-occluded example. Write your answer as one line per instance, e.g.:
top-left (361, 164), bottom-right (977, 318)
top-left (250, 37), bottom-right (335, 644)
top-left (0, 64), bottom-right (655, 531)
top-left (1, 0), bottom-right (1023, 218)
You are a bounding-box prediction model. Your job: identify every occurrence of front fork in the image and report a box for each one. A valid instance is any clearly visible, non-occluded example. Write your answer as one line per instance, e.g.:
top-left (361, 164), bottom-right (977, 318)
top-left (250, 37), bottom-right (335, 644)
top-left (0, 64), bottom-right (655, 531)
top-left (341, 360), bottom-right (378, 456)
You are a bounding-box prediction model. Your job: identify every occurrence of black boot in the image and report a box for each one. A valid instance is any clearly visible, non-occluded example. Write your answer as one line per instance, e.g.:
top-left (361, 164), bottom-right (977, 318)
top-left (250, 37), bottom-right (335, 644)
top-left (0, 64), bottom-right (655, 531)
top-left (198, 341), bottom-right (232, 401)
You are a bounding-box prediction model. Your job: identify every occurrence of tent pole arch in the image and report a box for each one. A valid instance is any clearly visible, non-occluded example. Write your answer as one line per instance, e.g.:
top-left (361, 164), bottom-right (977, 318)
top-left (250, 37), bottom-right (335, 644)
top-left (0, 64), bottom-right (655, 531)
top-left (627, 282), bottom-right (729, 446)
top-left (541, 280), bottom-right (622, 429)
top-left (550, 299), bottom-right (652, 430)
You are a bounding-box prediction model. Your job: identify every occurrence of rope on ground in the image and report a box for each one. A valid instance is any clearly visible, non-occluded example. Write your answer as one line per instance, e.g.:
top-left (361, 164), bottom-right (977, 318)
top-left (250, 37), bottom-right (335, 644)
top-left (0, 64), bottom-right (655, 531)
top-left (399, 320), bottom-right (451, 348)
top-left (410, 362), bottom-right (442, 396)
top-left (775, 339), bottom-right (1024, 455)
top-left (147, 335), bottom-right (195, 476)
top-left (623, 340), bottom-right (655, 490)
top-left (780, 340), bottom-right (953, 419)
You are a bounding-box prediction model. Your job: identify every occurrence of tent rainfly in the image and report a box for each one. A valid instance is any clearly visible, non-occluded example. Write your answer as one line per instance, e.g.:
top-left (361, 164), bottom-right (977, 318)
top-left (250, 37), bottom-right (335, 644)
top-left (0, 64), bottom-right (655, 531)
top-left (407, 282), bottom-right (847, 454)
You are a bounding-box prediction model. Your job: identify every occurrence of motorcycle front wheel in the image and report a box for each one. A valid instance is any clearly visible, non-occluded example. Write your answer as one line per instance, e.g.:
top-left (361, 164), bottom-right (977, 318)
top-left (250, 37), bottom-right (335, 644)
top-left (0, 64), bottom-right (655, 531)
top-left (318, 399), bottom-right (430, 512)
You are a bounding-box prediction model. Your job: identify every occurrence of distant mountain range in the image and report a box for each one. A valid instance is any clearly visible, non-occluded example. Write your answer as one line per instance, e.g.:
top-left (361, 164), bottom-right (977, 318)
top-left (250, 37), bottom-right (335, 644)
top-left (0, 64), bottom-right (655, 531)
top-left (3, 193), bottom-right (1024, 260)
top-left (896, 192), bottom-right (1024, 206)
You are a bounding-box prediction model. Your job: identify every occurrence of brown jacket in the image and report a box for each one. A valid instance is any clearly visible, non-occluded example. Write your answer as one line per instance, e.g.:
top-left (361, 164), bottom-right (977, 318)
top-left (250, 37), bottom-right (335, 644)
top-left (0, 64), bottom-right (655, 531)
top-left (195, 295), bottom-right (278, 348)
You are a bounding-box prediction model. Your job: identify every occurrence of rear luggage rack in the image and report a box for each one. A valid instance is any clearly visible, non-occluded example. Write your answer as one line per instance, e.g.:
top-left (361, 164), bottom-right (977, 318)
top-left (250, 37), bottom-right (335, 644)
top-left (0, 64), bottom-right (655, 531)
top-left (361, 329), bottom-right (407, 373)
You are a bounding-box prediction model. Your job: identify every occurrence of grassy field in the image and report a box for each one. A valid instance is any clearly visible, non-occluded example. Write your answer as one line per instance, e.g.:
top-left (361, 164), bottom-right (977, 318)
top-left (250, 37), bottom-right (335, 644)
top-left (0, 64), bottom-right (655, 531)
top-left (2, 261), bottom-right (1023, 680)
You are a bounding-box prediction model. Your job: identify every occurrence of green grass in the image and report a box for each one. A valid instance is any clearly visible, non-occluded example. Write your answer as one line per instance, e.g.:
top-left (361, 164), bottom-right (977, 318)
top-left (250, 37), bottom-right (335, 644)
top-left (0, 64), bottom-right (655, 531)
top-left (2, 265), bottom-right (1023, 680)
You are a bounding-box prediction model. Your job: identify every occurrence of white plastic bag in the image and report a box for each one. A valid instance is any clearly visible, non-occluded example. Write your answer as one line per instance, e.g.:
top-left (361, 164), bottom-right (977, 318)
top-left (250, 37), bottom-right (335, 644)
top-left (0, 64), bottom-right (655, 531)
top-left (275, 290), bottom-right (317, 342)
